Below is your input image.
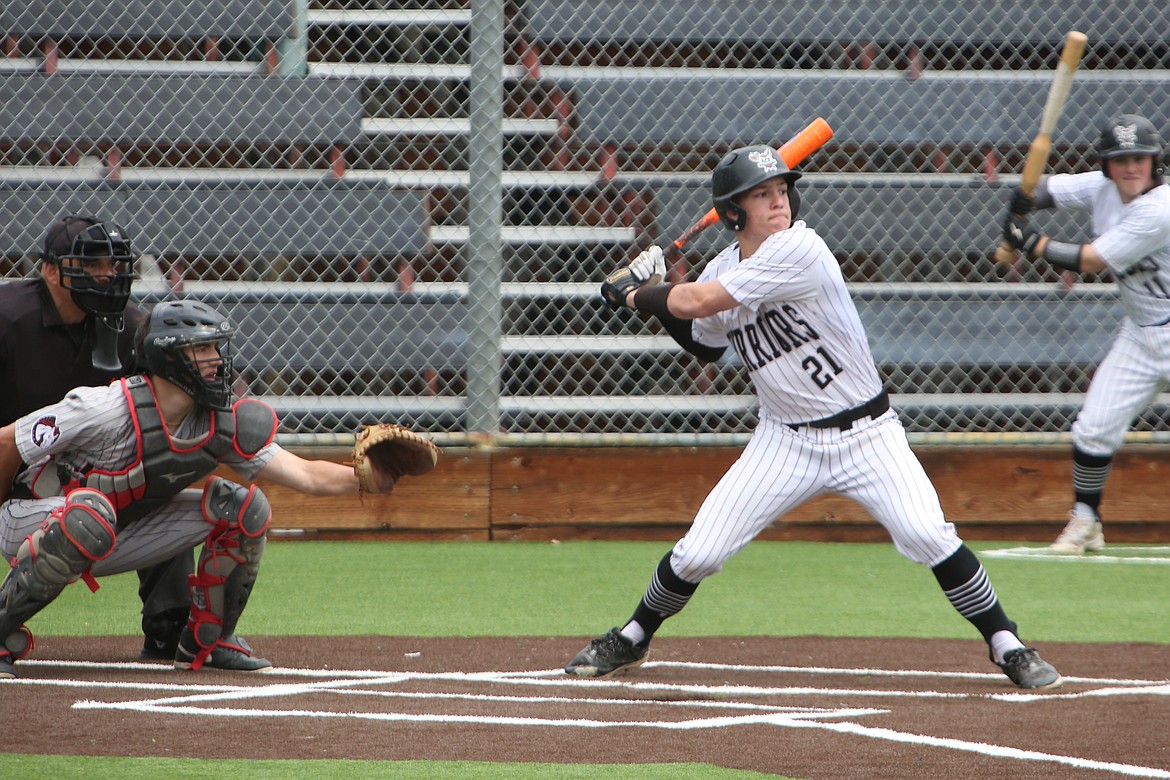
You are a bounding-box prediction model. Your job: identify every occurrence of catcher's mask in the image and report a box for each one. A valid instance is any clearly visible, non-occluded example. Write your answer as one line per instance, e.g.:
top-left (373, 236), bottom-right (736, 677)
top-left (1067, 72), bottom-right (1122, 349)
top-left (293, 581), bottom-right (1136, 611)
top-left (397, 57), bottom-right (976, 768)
top-left (711, 144), bottom-right (802, 232)
top-left (1096, 113), bottom-right (1165, 184)
top-left (41, 215), bottom-right (135, 318)
top-left (139, 300), bottom-right (235, 410)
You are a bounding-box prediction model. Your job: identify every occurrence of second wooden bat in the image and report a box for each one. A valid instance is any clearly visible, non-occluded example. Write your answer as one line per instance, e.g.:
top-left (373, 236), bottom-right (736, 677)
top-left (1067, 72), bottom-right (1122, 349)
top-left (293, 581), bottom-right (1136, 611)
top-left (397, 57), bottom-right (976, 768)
top-left (995, 31), bottom-right (1088, 263)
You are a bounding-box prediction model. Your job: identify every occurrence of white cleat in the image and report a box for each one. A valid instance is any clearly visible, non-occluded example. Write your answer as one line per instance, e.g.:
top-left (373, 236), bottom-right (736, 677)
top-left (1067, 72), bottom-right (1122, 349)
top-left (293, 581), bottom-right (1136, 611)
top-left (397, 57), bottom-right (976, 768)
top-left (1050, 504), bottom-right (1105, 555)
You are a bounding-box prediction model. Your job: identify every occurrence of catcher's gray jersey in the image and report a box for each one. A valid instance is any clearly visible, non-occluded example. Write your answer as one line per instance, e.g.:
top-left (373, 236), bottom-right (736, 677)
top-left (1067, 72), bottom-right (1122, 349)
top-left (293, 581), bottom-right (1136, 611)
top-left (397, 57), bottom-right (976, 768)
top-left (12, 383), bottom-right (277, 493)
top-left (2, 383), bottom-right (279, 575)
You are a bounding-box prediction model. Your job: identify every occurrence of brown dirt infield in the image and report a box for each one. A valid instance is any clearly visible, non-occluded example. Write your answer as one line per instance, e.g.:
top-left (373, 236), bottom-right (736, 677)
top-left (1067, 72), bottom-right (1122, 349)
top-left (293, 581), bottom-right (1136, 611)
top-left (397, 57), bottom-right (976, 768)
top-left (2, 635), bottom-right (1167, 779)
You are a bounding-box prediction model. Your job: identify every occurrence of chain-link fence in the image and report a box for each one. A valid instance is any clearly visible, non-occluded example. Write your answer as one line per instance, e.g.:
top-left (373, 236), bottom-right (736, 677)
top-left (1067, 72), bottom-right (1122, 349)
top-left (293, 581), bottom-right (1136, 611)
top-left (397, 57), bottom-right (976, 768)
top-left (4, 3), bottom-right (1170, 444)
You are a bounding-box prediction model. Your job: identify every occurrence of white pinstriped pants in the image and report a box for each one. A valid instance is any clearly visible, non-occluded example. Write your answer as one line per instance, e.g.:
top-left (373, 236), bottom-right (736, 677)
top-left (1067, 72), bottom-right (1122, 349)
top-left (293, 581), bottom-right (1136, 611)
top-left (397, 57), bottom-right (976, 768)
top-left (1, 489), bottom-right (211, 577)
top-left (670, 409), bottom-right (963, 582)
top-left (1073, 319), bottom-right (1170, 456)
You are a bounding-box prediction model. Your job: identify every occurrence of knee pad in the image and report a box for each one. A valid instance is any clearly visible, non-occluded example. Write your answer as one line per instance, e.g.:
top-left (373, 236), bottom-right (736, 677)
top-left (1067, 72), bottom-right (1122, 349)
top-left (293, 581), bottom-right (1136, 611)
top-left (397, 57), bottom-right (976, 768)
top-left (16, 489), bottom-right (117, 589)
top-left (201, 477), bottom-right (271, 539)
top-left (0, 490), bottom-right (115, 639)
top-left (58, 489), bottom-right (118, 559)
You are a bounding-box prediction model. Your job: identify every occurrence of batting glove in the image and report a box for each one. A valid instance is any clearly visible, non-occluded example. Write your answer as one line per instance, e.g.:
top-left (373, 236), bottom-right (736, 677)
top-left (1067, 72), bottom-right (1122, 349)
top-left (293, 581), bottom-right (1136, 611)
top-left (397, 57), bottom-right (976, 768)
top-left (1003, 213), bottom-right (1042, 257)
top-left (600, 246), bottom-right (666, 310)
top-left (600, 266), bottom-right (639, 310)
top-left (627, 245), bottom-right (666, 285)
top-left (1007, 187), bottom-right (1034, 216)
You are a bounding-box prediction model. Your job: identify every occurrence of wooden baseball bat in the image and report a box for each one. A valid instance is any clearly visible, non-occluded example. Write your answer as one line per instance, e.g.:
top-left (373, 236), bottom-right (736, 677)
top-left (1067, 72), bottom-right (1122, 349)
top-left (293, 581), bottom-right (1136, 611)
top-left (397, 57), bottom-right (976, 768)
top-left (665, 117), bottom-right (834, 259)
top-left (994, 31), bottom-right (1088, 264)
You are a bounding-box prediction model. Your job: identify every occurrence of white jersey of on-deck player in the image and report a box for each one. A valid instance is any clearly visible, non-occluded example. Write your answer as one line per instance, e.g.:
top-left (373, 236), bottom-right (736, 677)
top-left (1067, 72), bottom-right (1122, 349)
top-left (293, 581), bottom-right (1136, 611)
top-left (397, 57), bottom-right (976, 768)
top-left (690, 220), bottom-right (884, 422)
top-left (12, 382), bottom-right (279, 495)
top-left (1047, 170), bottom-right (1170, 327)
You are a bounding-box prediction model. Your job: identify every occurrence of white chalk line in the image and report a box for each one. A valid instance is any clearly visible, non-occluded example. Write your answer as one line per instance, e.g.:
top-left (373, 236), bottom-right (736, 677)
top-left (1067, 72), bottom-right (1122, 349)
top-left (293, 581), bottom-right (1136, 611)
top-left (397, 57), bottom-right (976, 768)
top-left (781, 718), bottom-right (1170, 778)
top-left (982, 545), bottom-right (1170, 565)
top-left (8, 658), bottom-right (1169, 777)
top-left (23, 657), bottom-right (1168, 688)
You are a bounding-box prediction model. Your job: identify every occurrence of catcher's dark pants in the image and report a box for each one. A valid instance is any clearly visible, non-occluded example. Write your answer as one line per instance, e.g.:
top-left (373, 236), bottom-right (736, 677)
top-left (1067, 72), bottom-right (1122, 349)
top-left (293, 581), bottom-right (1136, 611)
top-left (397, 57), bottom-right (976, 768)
top-left (138, 551), bottom-right (195, 648)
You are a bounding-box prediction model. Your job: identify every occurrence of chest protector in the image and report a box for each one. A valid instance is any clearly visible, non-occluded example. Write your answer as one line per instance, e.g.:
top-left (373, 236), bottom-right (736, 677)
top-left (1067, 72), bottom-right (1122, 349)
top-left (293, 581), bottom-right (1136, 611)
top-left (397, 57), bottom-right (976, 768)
top-left (74, 375), bottom-right (277, 525)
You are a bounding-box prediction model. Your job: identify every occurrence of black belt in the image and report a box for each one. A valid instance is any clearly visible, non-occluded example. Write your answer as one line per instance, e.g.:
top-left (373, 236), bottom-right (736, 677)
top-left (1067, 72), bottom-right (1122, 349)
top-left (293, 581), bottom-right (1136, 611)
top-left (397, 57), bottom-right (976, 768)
top-left (787, 390), bottom-right (889, 431)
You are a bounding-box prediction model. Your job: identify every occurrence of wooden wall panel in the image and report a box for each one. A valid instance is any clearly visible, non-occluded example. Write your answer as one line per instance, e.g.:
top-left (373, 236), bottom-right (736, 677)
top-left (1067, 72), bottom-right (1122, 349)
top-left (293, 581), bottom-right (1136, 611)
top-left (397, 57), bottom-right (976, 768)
top-left (232, 444), bottom-right (1169, 542)
top-left (222, 448), bottom-right (491, 533)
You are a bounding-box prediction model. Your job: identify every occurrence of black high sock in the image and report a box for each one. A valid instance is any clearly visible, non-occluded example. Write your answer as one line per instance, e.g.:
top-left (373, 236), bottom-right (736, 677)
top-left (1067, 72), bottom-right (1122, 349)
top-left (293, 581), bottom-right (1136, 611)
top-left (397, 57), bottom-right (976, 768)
top-left (1072, 447), bottom-right (1112, 514)
top-left (627, 552), bottom-right (699, 645)
top-left (931, 545), bottom-right (1015, 642)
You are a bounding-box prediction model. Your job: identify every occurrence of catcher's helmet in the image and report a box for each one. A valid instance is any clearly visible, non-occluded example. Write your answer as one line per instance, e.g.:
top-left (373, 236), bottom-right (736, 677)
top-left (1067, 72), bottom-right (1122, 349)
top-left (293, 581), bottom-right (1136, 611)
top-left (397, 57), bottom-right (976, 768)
top-left (41, 215), bottom-right (135, 317)
top-left (139, 300), bottom-right (235, 410)
top-left (711, 144), bottom-right (802, 231)
top-left (1096, 114), bottom-right (1165, 179)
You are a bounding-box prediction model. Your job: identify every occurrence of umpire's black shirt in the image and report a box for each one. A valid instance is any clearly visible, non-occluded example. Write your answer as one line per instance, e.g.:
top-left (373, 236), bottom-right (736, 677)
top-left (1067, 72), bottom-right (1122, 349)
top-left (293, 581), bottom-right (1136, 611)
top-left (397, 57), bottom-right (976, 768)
top-left (0, 277), bottom-right (143, 426)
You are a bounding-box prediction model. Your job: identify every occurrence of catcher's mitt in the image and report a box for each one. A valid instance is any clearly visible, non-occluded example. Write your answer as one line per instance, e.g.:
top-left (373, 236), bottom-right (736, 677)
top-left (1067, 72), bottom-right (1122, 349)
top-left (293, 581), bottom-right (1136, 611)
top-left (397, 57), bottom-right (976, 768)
top-left (352, 423), bottom-right (440, 495)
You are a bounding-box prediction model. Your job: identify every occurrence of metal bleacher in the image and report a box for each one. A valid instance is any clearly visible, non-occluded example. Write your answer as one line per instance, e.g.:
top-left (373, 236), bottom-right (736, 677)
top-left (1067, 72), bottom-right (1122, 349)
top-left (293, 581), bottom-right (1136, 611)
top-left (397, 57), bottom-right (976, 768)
top-left (508, 2), bottom-right (1170, 435)
top-left (7, 3), bottom-right (1170, 437)
top-left (522, 2), bottom-right (1163, 50)
top-left (0, 2), bottom-right (292, 49)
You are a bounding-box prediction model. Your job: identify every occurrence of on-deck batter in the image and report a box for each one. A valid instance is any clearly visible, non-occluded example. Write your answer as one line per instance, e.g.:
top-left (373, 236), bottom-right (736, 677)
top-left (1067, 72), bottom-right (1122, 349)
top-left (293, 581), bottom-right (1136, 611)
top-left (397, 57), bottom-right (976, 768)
top-left (1002, 113), bottom-right (1170, 554)
top-left (566, 143), bottom-right (1062, 690)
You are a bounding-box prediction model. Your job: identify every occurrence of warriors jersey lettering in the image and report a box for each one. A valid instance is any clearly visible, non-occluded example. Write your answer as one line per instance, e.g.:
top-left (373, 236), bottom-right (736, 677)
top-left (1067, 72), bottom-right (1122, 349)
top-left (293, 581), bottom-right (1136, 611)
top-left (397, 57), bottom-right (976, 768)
top-left (1047, 171), bottom-right (1170, 327)
top-left (692, 221), bottom-right (884, 421)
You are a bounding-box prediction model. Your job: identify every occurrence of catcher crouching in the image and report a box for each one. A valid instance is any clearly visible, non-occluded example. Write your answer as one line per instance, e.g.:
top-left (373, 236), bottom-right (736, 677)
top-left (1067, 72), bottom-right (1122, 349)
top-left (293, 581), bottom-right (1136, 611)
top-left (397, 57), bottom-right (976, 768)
top-left (0, 301), bottom-right (438, 678)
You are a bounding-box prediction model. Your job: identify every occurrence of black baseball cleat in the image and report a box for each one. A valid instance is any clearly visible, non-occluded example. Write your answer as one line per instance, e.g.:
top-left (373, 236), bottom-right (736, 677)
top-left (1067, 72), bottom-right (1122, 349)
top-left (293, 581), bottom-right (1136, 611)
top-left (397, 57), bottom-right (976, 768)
top-left (565, 627), bottom-right (648, 678)
top-left (0, 650), bottom-right (16, 679)
top-left (174, 630), bottom-right (273, 672)
top-left (997, 647), bottom-right (1062, 690)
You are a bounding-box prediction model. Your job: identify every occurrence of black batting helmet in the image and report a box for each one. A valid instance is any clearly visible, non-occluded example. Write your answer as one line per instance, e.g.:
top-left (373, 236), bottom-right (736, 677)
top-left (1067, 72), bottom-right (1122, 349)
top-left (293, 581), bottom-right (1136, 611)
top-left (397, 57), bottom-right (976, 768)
top-left (41, 215), bottom-right (135, 317)
top-left (1096, 114), bottom-right (1165, 179)
top-left (711, 144), bottom-right (802, 232)
top-left (138, 300), bottom-right (235, 410)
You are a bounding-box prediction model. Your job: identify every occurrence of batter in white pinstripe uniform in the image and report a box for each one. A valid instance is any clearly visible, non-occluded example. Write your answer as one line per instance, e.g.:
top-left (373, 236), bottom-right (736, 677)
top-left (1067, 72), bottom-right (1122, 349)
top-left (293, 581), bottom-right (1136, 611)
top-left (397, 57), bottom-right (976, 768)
top-left (1002, 113), bottom-right (1170, 554)
top-left (567, 144), bottom-right (1061, 689)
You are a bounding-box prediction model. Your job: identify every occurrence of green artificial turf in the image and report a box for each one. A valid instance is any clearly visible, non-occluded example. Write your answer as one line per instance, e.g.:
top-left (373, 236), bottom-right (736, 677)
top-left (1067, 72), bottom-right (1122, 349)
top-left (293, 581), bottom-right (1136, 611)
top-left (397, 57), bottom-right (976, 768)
top-left (0, 756), bottom-right (788, 780)
top-left (30, 540), bottom-right (1170, 644)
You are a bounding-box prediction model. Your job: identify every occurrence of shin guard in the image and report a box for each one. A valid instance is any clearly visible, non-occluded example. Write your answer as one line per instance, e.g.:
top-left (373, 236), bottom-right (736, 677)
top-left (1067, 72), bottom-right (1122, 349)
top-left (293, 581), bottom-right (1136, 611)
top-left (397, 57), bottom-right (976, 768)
top-left (185, 477), bottom-right (270, 670)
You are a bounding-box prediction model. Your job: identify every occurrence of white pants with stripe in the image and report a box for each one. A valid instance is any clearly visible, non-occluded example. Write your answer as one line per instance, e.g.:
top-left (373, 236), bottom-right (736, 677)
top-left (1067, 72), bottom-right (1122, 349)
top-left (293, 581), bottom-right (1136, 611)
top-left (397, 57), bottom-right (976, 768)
top-left (1, 489), bottom-right (210, 577)
top-left (1073, 319), bottom-right (1170, 456)
top-left (671, 409), bottom-right (963, 582)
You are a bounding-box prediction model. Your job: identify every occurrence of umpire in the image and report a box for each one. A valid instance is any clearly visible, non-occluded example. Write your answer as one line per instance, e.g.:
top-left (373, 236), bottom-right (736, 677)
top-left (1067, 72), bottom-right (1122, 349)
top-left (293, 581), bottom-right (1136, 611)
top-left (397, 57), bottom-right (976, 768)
top-left (0, 214), bottom-right (190, 659)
